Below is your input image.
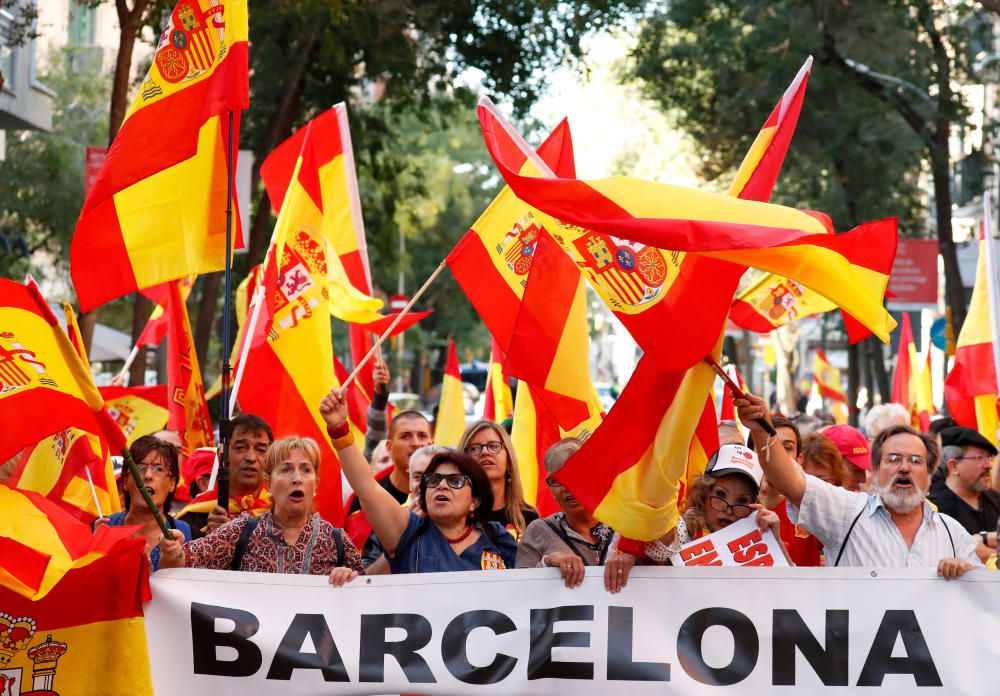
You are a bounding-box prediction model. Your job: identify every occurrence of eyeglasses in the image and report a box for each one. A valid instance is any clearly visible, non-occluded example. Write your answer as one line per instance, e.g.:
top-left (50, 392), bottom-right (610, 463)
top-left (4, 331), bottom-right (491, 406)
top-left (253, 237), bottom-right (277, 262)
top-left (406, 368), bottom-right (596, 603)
top-left (545, 478), bottom-right (564, 490)
top-left (423, 472), bottom-right (472, 490)
top-left (466, 441), bottom-right (503, 456)
top-left (881, 454), bottom-right (927, 468)
top-left (136, 464), bottom-right (171, 477)
top-left (708, 494), bottom-right (753, 519)
top-left (957, 455), bottom-right (994, 464)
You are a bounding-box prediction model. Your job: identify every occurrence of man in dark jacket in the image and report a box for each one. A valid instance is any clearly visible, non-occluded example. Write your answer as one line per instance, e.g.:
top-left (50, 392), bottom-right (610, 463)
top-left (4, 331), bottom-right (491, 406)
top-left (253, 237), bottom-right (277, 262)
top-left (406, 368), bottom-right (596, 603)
top-left (928, 426), bottom-right (1000, 559)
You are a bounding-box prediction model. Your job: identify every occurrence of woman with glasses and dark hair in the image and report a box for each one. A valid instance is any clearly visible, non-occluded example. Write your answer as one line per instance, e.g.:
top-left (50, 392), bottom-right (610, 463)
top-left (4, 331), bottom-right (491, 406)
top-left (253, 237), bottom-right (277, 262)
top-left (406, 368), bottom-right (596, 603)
top-left (458, 419), bottom-right (538, 537)
top-left (97, 434), bottom-right (193, 570)
top-left (630, 444), bottom-right (791, 565)
top-left (321, 388), bottom-right (517, 574)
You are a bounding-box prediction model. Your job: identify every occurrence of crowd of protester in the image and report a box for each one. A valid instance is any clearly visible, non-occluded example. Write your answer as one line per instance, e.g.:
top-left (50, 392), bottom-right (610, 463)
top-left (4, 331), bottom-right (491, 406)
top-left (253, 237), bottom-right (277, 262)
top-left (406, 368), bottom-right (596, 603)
top-left (73, 360), bottom-right (998, 588)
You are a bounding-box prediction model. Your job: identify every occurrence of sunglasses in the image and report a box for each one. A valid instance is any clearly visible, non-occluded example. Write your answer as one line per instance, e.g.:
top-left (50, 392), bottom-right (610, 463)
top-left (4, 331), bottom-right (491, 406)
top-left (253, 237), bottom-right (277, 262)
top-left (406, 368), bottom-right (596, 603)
top-left (423, 472), bottom-right (472, 490)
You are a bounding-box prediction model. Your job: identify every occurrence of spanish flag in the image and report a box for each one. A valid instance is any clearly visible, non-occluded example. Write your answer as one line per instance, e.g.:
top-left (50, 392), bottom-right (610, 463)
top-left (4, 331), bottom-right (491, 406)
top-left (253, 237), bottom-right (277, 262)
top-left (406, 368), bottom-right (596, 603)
top-left (434, 340), bottom-right (466, 447)
top-left (730, 272), bottom-right (837, 333)
top-left (99, 386), bottom-right (170, 445)
top-left (234, 133), bottom-right (347, 524)
top-left (260, 104), bottom-right (383, 400)
top-left (70, 0), bottom-right (248, 311)
top-left (61, 302), bottom-right (89, 362)
top-left (135, 275), bottom-right (196, 348)
top-left (553, 352), bottom-right (721, 540)
top-left (510, 382), bottom-right (562, 517)
top-left (164, 281), bottom-right (214, 459)
top-left (0, 487), bottom-right (153, 694)
top-left (945, 198), bottom-right (1000, 445)
top-left (477, 99), bottom-right (898, 366)
top-left (0, 279), bottom-right (126, 465)
top-left (483, 337), bottom-right (513, 422)
top-left (447, 118), bottom-right (602, 430)
top-left (814, 350), bottom-right (849, 425)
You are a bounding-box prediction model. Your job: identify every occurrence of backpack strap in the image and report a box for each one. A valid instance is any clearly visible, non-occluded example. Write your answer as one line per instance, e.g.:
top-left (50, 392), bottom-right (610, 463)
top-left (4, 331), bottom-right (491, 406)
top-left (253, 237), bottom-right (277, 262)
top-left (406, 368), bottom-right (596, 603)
top-left (937, 512), bottom-right (956, 557)
top-left (544, 518), bottom-right (606, 565)
top-left (332, 527), bottom-right (345, 568)
top-left (230, 516), bottom-right (261, 571)
top-left (833, 508), bottom-right (866, 568)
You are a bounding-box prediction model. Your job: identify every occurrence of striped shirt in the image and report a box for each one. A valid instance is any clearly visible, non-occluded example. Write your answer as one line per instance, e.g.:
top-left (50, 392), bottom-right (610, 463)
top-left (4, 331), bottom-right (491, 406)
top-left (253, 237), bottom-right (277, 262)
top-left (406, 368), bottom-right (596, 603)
top-left (788, 474), bottom-right (981, 568)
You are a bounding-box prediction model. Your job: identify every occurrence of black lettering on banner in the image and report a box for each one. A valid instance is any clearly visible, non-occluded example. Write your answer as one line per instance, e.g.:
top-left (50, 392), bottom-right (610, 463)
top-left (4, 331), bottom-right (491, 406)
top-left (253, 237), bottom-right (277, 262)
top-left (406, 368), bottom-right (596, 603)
top-left (677, 607), bottom-right (758, 686)
top-left (441, 610), bottom-right (518, 684)
top-left (191, 602), bottom-right (263, 677)
top-left (265, 613), bottom-right (348, 682)
top-left (772, 610), bottom-right (849, 686)
top-left (359, 613), bottom-right (436, 684)
top-left (606, 606), bottom-right (670, 682)
top-left (528, 605), bottom-right (595, 680)
top-left (856, 610), bottom-right (942, 687)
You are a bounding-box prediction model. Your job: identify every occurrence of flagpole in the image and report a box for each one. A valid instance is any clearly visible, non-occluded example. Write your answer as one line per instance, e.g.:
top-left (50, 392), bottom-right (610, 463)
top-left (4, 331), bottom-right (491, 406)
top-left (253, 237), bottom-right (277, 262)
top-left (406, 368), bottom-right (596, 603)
top-left (117, 345), bottom-right (139, 383)
top-left (217, 110), bottom-right (236, 508)
top-left (229, 285), bottom-right (265, 415)
top-left (342, 262), bottom-right (445, 390)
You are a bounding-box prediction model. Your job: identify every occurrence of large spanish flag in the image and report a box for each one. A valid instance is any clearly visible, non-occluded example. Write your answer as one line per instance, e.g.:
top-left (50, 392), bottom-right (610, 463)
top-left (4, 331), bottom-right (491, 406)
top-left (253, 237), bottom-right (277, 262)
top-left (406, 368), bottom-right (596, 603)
top-left (259, 104), bottom-right (383, 399)
top-left (235, 138), bottom-right (346, 524)
top-left (814, 349), bottom-right (849, 425)
top-left (510, 382), bottom-right (562, 518)
top-left (0, 487), bottom-right (152, 694)
top-left (478, 99), bottom-right (898, 365)
top-left (447, 118), bottom-right (603, 430)
top-left (553, 351), bottom-right (721, 540)
top-left (434, 340), bottom-right (466, 447)
top-left (99, 385), bottom-right (170, 445)
top-left (945, 199), bottom-right (1000, 445)
top-left (70, 0), bottom-right (249, 311)
top-left (0, 280), bottom-right (126, 464)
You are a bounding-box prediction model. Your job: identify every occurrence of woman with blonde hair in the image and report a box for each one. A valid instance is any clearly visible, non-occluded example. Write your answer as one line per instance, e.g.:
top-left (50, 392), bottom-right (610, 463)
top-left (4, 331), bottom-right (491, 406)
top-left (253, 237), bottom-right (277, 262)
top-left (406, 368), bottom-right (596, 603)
top-left (158, 436), bottom-right (363, 585)
top-left (458, 419), bottom-right (538, 535)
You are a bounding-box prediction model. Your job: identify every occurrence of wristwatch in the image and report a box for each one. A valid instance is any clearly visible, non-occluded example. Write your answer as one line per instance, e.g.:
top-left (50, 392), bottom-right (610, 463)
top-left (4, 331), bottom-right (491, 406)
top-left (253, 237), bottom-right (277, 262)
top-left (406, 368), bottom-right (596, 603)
top-left (980, 531), bottom-right (989, 545)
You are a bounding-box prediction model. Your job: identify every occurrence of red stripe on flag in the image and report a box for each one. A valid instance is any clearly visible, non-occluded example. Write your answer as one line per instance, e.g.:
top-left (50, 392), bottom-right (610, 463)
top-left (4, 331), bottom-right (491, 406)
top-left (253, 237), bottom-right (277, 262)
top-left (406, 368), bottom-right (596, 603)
top-left (0, 535), bottom-right (51, 594)
top-left (446, 231), bottom-right (524, 349)
top-left (728, 298), bottom-right (780, 333)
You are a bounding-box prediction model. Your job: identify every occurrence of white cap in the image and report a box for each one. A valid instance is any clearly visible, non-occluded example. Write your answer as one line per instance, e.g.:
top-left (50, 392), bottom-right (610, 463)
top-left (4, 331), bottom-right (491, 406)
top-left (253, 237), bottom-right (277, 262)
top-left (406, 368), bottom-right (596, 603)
top-left (705, 444), bottom-right (764, 493)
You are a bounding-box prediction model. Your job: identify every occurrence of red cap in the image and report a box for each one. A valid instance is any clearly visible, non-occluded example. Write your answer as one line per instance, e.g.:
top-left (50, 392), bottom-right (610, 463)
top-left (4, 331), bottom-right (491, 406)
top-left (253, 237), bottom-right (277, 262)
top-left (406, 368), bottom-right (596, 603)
top-left (182, 447), bottom-right (217, 483)
top-left (824, 425), bottom-right (871, 471)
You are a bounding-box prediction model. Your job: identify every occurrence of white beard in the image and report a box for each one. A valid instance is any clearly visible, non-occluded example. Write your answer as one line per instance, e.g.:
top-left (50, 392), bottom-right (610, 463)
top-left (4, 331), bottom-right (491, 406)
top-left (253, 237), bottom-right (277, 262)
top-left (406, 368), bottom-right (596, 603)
top-left (874, 475), bottom-right (930, 514)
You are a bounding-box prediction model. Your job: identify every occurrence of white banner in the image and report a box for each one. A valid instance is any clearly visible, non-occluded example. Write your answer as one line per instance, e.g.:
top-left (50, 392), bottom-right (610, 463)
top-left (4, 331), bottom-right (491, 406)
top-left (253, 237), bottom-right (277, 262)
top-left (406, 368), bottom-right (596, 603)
top-left (146, 567), bottom-right (1000, 695)
top-left (675, 516), bottom-right (788, 566)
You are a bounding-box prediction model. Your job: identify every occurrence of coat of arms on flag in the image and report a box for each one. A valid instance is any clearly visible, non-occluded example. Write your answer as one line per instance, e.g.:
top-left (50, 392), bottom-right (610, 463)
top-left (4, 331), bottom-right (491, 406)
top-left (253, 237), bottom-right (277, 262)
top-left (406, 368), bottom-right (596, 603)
top-left (270, 227), bottom-right (331, 338)
top-left (563, 227), bottom-right (675, 312)
top-left (500, 216), bottom-right (543, 277)
top-left (154, 1), bottom-right (227, 85)
top-left (0, 334), bottom-right (53, 394)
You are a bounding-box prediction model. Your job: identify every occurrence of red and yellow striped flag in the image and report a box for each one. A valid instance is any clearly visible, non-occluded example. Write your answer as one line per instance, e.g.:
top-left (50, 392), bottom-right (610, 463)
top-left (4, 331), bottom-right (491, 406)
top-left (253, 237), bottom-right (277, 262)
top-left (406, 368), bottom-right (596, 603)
top-left (510, 382), bottom-right (562, 517)
top-left (99, 385), bottom-right (170, 445)
top-left (164, 281), bottom-right (213, 459)
top-left (478, 101), bottom-right (898, 366)
top-left (0, 486), bottom-right (152, 694)
top-left (0, 280), bottom-right (126, 464)
top-left (136, 275), bottom-right (196, 348)
top-left (70, 0), bottom-right (248, 311)
top-left (235, 130), bottom-right (348, 524)
top-left (483, 337), bottom-right (513, 422)
top-left (434, 340), bottom-right (466, 447)
top-left (945, 203), bottom-right (1000, 445)
top-left (447, 118), bottom-right (603, 430)
top-left (553, 352), bottom-right (721, 540)
top-left (814, 349), bottom-right (849, 425)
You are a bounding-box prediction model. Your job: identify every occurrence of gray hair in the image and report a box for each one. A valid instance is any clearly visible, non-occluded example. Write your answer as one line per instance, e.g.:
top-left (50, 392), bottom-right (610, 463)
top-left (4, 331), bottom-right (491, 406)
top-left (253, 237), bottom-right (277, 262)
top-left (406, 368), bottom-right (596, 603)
top-left (939, 445), bottom-right (965, 474)
top-left (864, 403), bottom-right (909, 440)
top-left (543, 438), bottom-right (583, 478)
top-left (410, 445), bottom-right (450, 468)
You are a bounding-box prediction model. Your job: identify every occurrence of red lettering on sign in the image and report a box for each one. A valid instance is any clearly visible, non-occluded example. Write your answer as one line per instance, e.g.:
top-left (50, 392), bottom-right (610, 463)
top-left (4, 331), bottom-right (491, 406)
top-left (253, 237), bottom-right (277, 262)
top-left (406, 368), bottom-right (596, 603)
top-left (679, 539), bottom-right (722, 566)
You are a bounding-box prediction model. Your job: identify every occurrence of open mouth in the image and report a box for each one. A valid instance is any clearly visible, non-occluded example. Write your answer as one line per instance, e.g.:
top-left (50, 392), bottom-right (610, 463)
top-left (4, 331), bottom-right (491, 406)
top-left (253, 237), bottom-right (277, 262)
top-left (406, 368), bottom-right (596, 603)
top-left (893, 475), bottom-right (914, 489)
top-left (716, 518), bottom-right (734, 528)
top-left (433, 493), bottom-right (450, 503)
top-left (288, 490), bottom-right (305, 501)
top-left (144, 486), bottom-right (156, 497)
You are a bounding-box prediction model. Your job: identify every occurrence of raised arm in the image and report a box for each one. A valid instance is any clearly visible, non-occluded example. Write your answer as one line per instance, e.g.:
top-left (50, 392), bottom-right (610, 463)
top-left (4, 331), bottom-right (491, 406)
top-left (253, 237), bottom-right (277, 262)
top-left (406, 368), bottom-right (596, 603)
top-left (735, 393), bottom-right (806, 508)
top-left (321, 387), bottom-right (409, 553)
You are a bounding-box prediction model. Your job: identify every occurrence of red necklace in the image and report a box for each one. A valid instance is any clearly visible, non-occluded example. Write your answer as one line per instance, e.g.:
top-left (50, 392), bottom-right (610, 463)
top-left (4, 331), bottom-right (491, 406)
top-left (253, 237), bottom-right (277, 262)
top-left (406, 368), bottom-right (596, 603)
top-left (445, 524), bottom-right (474, 544)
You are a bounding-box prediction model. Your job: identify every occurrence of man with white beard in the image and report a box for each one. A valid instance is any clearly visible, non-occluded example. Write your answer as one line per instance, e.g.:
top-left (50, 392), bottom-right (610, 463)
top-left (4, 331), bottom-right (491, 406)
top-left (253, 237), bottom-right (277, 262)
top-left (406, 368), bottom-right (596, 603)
top-left (735, 395), bottom-right (980, 578)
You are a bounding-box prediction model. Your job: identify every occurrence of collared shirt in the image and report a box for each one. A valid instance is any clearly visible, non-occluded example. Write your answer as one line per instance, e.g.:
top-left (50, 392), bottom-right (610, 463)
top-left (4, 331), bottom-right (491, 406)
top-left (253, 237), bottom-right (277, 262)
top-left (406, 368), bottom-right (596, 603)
top-left (180, 512), bottom-right (363, 574)
top-left (788, 474), bottom-right (981, 568)
top-left (389, 512), bottom-right (518, 574)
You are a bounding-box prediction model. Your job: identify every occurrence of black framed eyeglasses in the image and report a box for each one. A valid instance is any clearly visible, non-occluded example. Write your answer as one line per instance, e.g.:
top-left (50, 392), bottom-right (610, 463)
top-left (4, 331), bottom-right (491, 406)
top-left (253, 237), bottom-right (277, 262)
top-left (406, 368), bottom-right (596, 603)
top-left (423, 472), bottom-right (472, 490)
top-left (708, 495), bottom-right (753, 519)
top-left (466, 441), bottom-right (503, 456)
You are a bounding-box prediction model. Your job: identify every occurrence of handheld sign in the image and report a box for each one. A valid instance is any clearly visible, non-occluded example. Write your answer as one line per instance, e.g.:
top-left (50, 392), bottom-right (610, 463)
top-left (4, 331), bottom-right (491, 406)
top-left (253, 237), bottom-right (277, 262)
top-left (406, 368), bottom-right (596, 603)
top-left (676, 515), bottom-right (788, 567)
